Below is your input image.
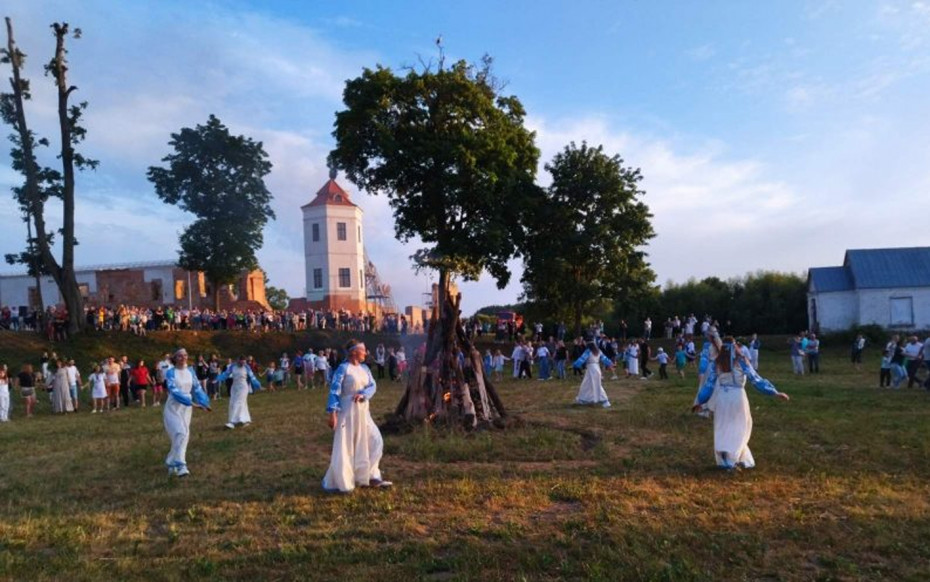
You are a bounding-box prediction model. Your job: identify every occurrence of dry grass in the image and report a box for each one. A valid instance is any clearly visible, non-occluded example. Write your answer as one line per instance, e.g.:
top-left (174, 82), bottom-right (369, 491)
top-left (1, 331), bottom-right (929, 581)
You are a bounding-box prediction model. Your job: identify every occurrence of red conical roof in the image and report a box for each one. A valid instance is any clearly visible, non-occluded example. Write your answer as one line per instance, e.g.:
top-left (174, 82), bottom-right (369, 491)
top-left (301, 178), bottom-right (358, 209)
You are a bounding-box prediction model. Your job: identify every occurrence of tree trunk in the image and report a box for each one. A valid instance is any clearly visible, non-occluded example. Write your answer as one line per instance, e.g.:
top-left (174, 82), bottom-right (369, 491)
top-left (51, 23), bottom-right (85, 336)
top-left (25, 215), bottom-right (46, 327)
top-left (393, 269), bottom-right (508, 430)
top-left (5, 19), bottom-right (85, 336)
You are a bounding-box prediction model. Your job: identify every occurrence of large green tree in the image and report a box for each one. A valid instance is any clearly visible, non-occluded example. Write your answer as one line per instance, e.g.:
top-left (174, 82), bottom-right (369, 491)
top-left (147, 115), bottom-right (274, 310)
top-left (521, 142), bottom-right (655, 336)
top-left (1, 19), bottom-right (97, 335)
top-left (329, 57), bottom-right (539, 427)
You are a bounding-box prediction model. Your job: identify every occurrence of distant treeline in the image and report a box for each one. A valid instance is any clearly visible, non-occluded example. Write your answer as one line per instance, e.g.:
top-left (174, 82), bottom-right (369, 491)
top-left (648, 272), bottom-right (808, 336)
top-left (473, 271), bottom-right (808, 337)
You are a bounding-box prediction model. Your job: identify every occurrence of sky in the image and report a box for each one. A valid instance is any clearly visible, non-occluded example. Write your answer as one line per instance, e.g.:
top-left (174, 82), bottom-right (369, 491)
top-left (2, 0), bottom-right (930, 315)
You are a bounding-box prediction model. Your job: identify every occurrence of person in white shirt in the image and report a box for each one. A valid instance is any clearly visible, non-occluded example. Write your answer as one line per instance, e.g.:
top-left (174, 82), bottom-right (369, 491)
top-left (315, 350), bottom-right (330, 386)
top-left (903, 336), bottom-right (924, 389)
top-left (87, 365), bottom-right (108, 414)
top-left (511, 343), bottom-right (523, 378)
top-left (65, 359), bottom-right (81, 411)
top-left (536, 344), bottom-right (551, 380)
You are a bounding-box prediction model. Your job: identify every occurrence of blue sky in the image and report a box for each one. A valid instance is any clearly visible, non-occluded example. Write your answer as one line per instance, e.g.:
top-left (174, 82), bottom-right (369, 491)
top-left (2, 0), bottom-right (930, 314)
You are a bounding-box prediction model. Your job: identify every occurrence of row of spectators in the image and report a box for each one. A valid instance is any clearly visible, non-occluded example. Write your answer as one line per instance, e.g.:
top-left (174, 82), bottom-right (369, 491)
top-left (0, 304), bottom-right (424, 340)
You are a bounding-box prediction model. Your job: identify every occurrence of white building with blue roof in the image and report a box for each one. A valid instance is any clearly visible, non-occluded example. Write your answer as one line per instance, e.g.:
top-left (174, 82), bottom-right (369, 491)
top-left (807, 247), bottom-right (930, 332)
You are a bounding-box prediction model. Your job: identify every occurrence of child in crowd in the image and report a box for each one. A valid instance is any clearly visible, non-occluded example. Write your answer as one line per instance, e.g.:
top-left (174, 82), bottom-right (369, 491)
top-left (88, 364), bottom-right (108, 413)
top-left (879, 350), bottom-right (891, 388)
top-left (315, 350), bottom-right (330, 386)
top-left (675, 345), bottom-right (687, 378)
top-left (263, 362), bottom-right (278, 391)
top-left (654, 347), bottom-right (669, 380)
top-left (279, 353), bottom-right (291, 387)
top-left (396, 347), bottom-right (407, 381)
top-left (491, 349), bottom-right (510, 382)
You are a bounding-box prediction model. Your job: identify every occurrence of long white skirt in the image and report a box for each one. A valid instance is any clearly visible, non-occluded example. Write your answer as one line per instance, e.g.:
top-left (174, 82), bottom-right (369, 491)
top-left (575, 364), bottom-right (610, 407)
top-left (627, 357), bottom-right (639, 376)
top-left (164, 399), bottom-right (193, 469)
top-left (322, 394), bottom-right (384, 492)
top-left (228, 383), bottom-right (251, 425)
top-left (0, 384), bottom-right (9, 421)
top-left (711, 385), bottom-right (755, 468)
top-left (51, 378), bottom-right (74, 413)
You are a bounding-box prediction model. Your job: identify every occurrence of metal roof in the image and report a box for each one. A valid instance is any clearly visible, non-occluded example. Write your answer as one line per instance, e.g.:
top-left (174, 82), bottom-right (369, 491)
top-left (808, 266), bottom-right (853, 293)
top-left (845, 247), bottom-right (930, 289)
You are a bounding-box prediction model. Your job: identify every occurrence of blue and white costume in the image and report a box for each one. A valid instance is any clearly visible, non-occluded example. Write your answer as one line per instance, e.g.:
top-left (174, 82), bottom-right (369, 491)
top-left (694, 349), bottom-right (779, 469)
top-left (322, 361), bottom-right (384, 492)
top-left (573, 349), bottom-right (613, 408)
top-left (693, 340), bottom-right (717, 415)
top-left (216, 363), bottom-right (261, 427)
top-left (163, 366), bottom-right (210, 475)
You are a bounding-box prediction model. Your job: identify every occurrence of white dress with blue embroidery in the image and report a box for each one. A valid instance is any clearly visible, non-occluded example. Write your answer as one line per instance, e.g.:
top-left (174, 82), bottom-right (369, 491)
top-left (216, 364), bottom-right (261, 425)
top-left (322, 362), bottom-right (384, 492)
top-left (573, 349), bottom-right (613, 407)
top-left (163, 367), bottom-right (210, 472)
top-left (695, 357), bottom-right (779, 468)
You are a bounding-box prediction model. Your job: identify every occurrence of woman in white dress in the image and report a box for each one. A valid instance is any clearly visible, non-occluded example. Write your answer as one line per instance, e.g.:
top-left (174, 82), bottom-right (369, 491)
top-left (572, 343), bottom-right (614, 408)
top-left (216, 356), bottom-right (261, 429)
top-left (163, 348), bottom-right (211, 477)
top-left (322, 340), bottom-right (391, 493)
top-left (50, 359), bottom-right (74, 414)
top-left (692, 336), bottom-right (789, 469)
top-left (625, 342), bottom-right (640, 378)
top-left (88, 365), bottom-right (108, 413)
top-left (0, 365), bottom-right (10, 422)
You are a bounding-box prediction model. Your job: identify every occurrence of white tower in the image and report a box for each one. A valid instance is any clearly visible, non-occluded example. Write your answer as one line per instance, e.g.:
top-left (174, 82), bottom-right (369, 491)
top-left (302, 168), bottom-right (367, 311)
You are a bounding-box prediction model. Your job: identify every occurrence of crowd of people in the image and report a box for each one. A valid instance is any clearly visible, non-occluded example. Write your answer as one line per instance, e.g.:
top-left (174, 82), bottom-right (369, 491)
top-left (2, 315), bottom-right (928, 486)
top-left (0, 339), bottom-right (417, 424)
top-left (0, 304), bottom-right (423, 341)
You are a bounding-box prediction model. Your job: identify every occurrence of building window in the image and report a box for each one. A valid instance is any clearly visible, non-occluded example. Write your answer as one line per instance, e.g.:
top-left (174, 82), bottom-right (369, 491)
top-left (312, 223), bottom-right (320, 242)
top-left (890, 297), bottom-right (914, 326)
top-left (78, 284), bottom-right (90, 299)
top-left (175, 280), bottom-right (185, 301)
top-left (357, 225), bottom-right (361, 242)
top-left (338, 268), bottom-right (351, 288)
top-left (313, 268), bottom-right (323, 289)
top-left (360, 269), bottom-right (364, 290)
top-left (337, 222), bottom-right (347, 241)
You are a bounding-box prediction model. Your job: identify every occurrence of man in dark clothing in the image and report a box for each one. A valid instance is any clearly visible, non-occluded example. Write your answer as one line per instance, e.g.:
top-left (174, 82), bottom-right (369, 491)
top-left (639, 339), bottom-right (652, 378)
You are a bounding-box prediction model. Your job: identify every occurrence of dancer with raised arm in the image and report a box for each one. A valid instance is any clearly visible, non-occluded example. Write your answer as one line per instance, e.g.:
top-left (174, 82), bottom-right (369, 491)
top-left (692, 336), bottom-right (789, 469)
top-left (216, 355), bottom-right (261, 429)
top-left (572, 342), bottom-right (615, 408)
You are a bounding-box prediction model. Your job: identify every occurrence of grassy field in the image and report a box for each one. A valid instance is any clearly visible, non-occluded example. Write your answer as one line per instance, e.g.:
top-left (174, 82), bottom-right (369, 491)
top-left (1, 331), bottom-right (929, 581)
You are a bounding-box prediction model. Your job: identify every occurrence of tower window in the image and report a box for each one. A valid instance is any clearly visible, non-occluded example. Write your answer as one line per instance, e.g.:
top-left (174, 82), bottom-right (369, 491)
top-left (337, 222), bottom-right (347, 241)
top-left (358, 225), bottom-right (361, 242)
top-left (338, 268), bottom-right (351, 288)
top-left (313, 268), bottom-right (323, 289)
top-left (312, 223), bottom-right (320, 242)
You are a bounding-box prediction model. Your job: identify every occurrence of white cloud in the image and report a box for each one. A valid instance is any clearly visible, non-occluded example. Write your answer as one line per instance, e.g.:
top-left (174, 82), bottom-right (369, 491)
top-left (686, 44), bottom-right (716, 61)
top-left (4, 0), bottom-right (930, 317)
